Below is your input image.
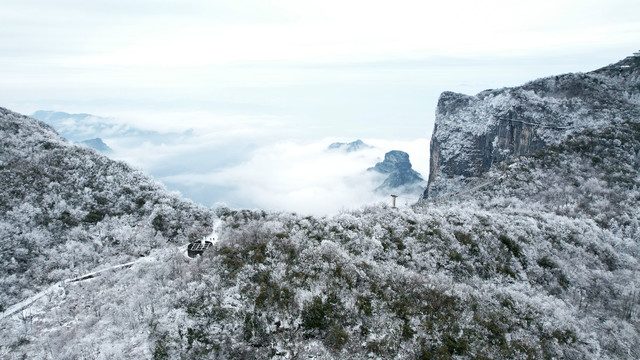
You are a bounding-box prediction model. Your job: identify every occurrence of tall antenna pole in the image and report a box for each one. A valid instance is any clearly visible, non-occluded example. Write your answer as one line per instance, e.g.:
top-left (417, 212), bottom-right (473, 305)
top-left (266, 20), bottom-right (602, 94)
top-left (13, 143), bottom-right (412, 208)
top-left (391, 194), bottom-right (398, 208)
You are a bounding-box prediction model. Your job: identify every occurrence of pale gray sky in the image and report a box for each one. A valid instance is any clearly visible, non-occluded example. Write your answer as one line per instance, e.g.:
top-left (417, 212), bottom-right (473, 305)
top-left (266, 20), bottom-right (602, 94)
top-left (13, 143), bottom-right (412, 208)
top-left (2, 0), bottom-right (639, 213)
top-left (2, 0), bottom-right (638, 137)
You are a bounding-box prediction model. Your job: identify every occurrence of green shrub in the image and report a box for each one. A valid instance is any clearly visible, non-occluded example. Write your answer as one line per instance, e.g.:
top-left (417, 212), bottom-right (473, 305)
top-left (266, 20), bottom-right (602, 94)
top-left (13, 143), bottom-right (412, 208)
top-left (217, 247), bottom-right (245, 275)
top-left (498, 234), bottom-right (522, 258)
top-left (537, 256), bottom-right (557, 269)
top-left (83, 210), bottom-right (105, 223)
top-left (302, 296), bottom-right (330, 331)
top-left (401, 320), bottom-right (415, 339)
top-left (441, 333), bottom-right (469, 355)
top-left (499, 264), bottom-right (517, 279)
top-left (356, 295), bottom-right (373, 316)
top-left (152, 337), bottom-right (169, 360)
top-left (454, 230), bottom-right (472, 245)
top-left (152, 214), bottom-right (165, 232)
top-left (449, 250), bottom-right (463, 262)
top-left (552, 329), bottom-right (577, 344)
top-left (326, 325), bottom-right (349, 350)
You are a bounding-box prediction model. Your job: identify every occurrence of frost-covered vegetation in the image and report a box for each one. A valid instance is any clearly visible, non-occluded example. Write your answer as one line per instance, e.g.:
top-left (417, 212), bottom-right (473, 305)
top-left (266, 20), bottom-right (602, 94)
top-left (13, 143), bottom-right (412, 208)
top-left (426, 54), bottom-right (640, 199)
top-left (2, 55), bottom-right (640, 359)
top-left (2, 110), bottom-right (639, 359)
top-left (0, 108), bottom-right (213, 311)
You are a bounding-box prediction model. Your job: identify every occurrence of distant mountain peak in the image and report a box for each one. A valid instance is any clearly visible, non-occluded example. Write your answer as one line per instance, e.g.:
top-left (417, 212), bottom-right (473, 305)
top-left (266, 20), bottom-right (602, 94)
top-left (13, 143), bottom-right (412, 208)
top-left (369, 150), bottom-right (412, 173)
top-left (31, 110), bottom-right (94, 121)
top-left (30, 109), bottom-right (143, 143)
top-left (328, 139), bottom-right (372, 152)
top-left (369, 150), bottom-right (424, 193)
top-left (78, 137), bottom-right (112, 153)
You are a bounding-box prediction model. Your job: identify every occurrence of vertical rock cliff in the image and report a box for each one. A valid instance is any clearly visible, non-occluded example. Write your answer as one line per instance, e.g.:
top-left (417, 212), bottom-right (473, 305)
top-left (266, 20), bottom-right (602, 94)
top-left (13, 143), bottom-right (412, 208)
top-left (423, 53), bottom-right (640, 200)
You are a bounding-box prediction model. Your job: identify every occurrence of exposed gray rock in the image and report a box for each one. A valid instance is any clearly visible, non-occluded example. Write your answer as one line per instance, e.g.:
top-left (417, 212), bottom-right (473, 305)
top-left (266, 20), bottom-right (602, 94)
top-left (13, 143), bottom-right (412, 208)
top-left (369, 150), bottom-right (424, 192)
top-left (423, 53), bottom-right (640, 200)
top-left (370, 150), bottom-right (412, 173)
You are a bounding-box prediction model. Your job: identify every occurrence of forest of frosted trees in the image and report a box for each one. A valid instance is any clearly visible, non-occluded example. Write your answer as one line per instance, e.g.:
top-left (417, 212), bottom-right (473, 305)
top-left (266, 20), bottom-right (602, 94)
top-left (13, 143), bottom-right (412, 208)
top-left (0, 108), bottom-right (213, 312)
top-left (1, 106), bottom-right (639, 359)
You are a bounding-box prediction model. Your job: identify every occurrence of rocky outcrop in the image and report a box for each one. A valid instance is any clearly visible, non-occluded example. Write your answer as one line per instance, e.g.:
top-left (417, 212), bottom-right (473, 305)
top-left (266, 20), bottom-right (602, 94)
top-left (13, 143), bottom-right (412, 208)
top-left (423, 53), bottom-right (640, 200)
top-left (369, 150), bottom-right (424, 193)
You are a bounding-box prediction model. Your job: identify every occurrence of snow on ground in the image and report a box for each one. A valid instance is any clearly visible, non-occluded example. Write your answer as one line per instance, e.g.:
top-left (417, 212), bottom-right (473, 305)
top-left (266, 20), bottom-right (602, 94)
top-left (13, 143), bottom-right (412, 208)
top-left (1, 218), bottom-right (222, 322)
top-left (179, 217), bottom-right (222, 258)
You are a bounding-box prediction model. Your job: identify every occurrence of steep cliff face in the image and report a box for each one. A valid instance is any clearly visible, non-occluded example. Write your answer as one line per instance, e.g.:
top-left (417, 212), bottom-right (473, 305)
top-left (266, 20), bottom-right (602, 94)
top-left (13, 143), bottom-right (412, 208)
top-left (423, 53), bottom-right (640, 199)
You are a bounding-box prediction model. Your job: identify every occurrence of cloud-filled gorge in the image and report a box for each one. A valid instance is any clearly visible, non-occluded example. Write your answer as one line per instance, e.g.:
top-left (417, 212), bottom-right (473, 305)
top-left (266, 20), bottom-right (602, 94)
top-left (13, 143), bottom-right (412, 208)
top-left (160, 138), bottom-right (429, 215)
top-left (31, 110), bottom-right (430, 215)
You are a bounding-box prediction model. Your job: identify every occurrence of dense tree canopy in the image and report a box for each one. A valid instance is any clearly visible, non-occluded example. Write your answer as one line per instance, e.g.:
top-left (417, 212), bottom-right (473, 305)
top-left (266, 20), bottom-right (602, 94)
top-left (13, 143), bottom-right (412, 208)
top-left (1, 107), bottom-right (639, 358)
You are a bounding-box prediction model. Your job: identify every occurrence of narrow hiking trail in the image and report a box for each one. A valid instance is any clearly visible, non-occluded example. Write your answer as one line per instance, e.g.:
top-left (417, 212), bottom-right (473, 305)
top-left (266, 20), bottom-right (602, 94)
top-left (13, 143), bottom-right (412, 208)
top-left (0, 218), bottom-right (223, 322)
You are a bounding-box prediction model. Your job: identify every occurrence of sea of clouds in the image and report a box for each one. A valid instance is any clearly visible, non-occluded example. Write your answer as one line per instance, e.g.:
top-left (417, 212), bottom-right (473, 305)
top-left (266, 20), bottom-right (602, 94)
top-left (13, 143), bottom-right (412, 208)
top-left (33, 110), bottom-right (429, 215)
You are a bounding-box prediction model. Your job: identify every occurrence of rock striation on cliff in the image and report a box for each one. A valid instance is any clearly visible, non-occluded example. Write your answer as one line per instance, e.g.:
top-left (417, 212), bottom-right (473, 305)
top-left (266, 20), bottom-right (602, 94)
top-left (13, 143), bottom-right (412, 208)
top-left (423, 53), bottom-right (640, 200)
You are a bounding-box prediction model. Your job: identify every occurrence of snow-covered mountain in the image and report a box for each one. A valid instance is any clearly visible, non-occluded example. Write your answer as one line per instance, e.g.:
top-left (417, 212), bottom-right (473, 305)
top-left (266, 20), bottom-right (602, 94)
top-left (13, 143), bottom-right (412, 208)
top-left (424, 53), bottom-right (640, 200)
top-left (0, 107), bottom-right (213, 310)
top-left (1, 54), bottom-right (640, 359)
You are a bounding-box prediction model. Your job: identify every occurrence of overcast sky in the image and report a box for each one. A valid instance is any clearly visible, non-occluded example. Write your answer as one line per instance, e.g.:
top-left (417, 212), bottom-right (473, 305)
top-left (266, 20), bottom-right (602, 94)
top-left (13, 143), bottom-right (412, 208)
top-left (2, 0), bottom-right (639, 213)
top-left (2, 1), bottom-right (638, 136)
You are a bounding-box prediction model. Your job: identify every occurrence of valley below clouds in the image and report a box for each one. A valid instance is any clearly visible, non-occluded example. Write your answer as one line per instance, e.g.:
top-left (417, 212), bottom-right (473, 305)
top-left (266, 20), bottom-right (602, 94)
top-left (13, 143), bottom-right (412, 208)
top-left (33, 110), bottom-right (429, 215)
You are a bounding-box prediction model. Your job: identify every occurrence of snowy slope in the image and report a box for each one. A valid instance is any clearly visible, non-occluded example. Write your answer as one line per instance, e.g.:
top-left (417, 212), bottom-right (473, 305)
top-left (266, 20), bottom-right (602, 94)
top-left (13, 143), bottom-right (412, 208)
top-left (2, 55), bottom-right (640, 359)
top-left (0, 107), bottom-right (214, 311)
top-left (424, 53), bottom-right (640, 200)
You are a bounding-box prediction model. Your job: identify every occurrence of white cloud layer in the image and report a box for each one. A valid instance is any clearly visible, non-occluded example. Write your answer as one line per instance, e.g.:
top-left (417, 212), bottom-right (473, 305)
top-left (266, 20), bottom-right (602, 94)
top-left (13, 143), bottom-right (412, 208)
top-left (4, 1), bottom-right (638, 67)
top-left (2, 1), bottom-right (638, 100)
top-left (3, 1), bottom-right (638, 145)
top-left (4, 0), bottom-right (639, 215)
top-left (37, 109), bottom-right (429, 215)
top-left (161, 138), bottom-right (429, 215)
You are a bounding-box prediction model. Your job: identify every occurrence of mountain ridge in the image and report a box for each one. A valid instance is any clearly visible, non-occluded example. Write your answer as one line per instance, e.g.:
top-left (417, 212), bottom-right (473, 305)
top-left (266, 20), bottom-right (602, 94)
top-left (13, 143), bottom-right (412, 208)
top-left (0, 107), bottom-right (213, 310)
top-left (1, 55), bottom-right (640, 359)
top-left (328, 139), bottom-right (372, 152)
top-left (423, 53), bottom-right (640, 200)
top-left (78, 137), bottom-right (112, 153)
